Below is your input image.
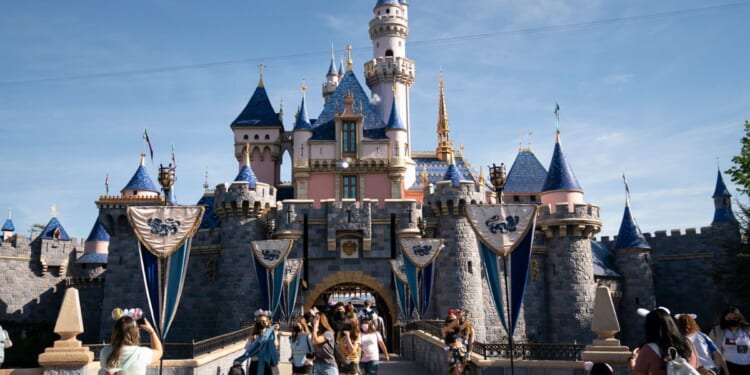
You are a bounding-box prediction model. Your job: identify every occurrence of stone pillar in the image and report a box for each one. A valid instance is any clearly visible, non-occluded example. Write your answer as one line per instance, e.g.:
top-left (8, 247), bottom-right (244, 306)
top-left (38, 288), bottom-right (95, 375)
top-left (581, 286), bottom-right (631, 366)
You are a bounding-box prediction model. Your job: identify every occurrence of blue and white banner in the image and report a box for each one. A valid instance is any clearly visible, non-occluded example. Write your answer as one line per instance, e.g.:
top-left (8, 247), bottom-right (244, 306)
top-left (128, 206), bottom-right (205, 339)
top-left (251, 239), bottom-right (295, 317)
top-left (281, 258), bottom-right (303, 322)
top-left (399, 239), bottom-right (443, 319)
top-left (390, 258), bottom-right (411, 321)
top-left (466, 204), bottom-right (537, 336)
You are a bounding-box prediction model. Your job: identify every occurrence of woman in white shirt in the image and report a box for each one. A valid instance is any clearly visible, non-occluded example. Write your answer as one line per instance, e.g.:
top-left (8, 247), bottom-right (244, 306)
top-left (710, 306), bottom-right (750, 374)
top-left (99, 316), bottom-right (163, 375)
top-left (358, 316), bottom-right (389, 375)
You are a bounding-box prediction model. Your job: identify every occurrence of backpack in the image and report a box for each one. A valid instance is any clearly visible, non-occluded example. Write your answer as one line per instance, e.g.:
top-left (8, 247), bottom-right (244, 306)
top-left (647, 343), bottom-right (700, 375)
top-left (228, 362), bottom-right (245, 375)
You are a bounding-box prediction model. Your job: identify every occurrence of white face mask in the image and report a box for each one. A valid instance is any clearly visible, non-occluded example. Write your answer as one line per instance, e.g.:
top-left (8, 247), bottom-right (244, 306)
top-left (361, 324), bottom-right (369, 332)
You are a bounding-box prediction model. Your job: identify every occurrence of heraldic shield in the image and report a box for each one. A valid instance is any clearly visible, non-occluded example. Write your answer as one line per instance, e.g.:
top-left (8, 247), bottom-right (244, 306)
top-left (251, 239), bottom-right (295, 317)
top-left (399, 238), bottom-right (444, 319)
top-left (465, 204), bottom-right (536, 256)
top-left (127, 205), bottom-right (205, 340)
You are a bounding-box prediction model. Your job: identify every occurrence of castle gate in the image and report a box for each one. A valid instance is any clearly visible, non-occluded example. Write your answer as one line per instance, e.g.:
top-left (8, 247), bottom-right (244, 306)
top-left (303, 271), bottom-right (398, 351)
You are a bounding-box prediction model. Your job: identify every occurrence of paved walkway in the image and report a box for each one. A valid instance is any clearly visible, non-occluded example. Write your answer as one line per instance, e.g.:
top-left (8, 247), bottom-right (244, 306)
top-left (275, 355), bottom-right (431, 375)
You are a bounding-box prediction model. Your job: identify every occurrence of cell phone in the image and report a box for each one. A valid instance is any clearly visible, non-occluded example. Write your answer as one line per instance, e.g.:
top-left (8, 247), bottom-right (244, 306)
top-left (137, 317), bottom-right (146, 325)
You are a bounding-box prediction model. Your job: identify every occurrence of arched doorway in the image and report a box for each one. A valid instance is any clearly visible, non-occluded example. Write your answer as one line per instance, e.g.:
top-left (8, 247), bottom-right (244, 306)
top-left (304, 271), bottom-right (398, 351)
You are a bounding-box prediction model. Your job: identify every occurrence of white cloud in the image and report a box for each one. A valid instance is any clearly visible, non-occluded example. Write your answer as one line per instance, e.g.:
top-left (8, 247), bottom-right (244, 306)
top-left (603, 73), bottom-right (634, 85)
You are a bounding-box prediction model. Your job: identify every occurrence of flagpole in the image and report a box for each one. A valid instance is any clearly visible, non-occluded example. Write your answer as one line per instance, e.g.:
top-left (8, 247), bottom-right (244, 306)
top-left (502, 255), bottom-right (515, 375)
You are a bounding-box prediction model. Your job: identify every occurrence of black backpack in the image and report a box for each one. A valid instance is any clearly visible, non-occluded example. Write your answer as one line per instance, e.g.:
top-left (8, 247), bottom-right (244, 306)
top-left (228, 363), bottom-right (245, 375)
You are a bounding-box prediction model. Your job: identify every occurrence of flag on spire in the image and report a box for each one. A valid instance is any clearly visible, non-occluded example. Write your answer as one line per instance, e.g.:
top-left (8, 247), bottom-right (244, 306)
top-left (143, 129), bottom-right (154, 163)
top-left (554, 102), bottom-right (560, 130)
top-left (105, 173), bottom-right (109, 195)
top-left (623, 173), bottom-right (631, 207)
top-left (171, 144), bottom-right (176, 168)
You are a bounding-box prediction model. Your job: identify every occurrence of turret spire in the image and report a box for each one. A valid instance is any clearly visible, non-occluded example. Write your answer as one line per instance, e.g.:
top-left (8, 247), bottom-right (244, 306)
top-left (613, 178), bottom-right (650, 250)
top-left (541, 129), bottom-right (582, 192)
top-left (435, 73), bottom-right (453, 162)
top-left (346, 45), bottom-right (353, 72)
top-left (712, 168), bottom-right (737, 225)
top-left (258, 63), bottom-right (265, 87)
top-left (327, 44), bottom-right (337, 76)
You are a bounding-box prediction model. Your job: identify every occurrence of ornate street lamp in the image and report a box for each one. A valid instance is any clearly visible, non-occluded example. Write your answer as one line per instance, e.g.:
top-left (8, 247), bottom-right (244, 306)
top-left (158, 163), bottom-right (176, 206)
top-left (489, 162), bottom-right (507, 204)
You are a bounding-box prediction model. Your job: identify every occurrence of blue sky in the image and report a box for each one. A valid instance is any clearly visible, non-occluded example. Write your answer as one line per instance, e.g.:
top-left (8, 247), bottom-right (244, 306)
top-left (1, 1), bottom-right (747, 240)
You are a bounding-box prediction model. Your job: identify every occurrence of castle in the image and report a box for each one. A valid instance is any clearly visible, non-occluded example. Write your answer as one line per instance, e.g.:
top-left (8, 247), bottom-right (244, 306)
top-left (0, 0), bottom-right (741, 354)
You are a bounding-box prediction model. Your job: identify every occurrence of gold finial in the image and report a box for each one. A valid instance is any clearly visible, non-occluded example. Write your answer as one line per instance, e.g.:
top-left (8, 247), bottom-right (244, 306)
top-left (478, 168), bottom-right (485, 185)
top-left (258, 64), bottom-right (265, 87)
top-left (51, 204), bottom-right (57, 218)
top-left (459, 144), bottom-right (464, 152)
top-left (244, 142), bottom-right (251, 167)
top-left (301, 79), bottom-right (307, 95)
top-left (346, 45), bottom-right (353, 71)
top-left (140, 153), bottom-right (146, 166)
top-left (421, 165), bottom-right (428, 186)
top-left (528, 131), bottom-right (533, 151)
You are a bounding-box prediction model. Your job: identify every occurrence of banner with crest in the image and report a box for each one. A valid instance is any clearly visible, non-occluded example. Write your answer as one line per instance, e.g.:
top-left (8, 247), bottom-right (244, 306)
top-left (127, 206), bottom-right (205, 339)
top-left (465, 204), bottom-right (537, 336)
top-left (399, 238), bottom-right (443, 319)
top-left (251, 239), bottom-right (295, 317)
top-left (390, 258), bottom-right (412, 321)
top-left (281, 258), bottom-right (303, 322)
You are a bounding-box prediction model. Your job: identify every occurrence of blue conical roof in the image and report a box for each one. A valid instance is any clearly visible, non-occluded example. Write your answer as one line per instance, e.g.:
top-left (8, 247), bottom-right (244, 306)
top-left (86, 220), bottom-right (110, 242)
top-left (234, 165), bottom-right (258, 189)
top-left (231, 82), bottom-right (283, 128)
top-left (713, 170), bottom-right (731, 197)
top-left (122, 163), bottom-right (159, 194)
top-left (327, 53), bottom-right (337, 76)
top-left (443, 162), bottom-right (462, 188)
top-left (197, 194), bottom-right (222, 230)
top-left (386, 96), bottom-right (406, 130)
top-left (294, 96), bottom-right (312, 130)
top-left (613, 206), bottom-right (650, 250)
top-left (2, 218), bottom-right (14, 232)
top-left (504, 150), bottom-right (548, 194)
top-left (542, 133), bottom-right (582, 192)
top-left (40, 217), bottom-right (71, 241)
top-left (375, 0), bottom-right (400, 8)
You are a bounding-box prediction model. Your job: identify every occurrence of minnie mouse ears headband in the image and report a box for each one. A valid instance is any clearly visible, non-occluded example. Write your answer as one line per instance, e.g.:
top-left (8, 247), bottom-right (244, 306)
top-left (674, 313), bottom-right (698, 320)
top-left (254, 309), bottom-right (271, 318)
top-left (111, 307), bottom-right (143, 321)
top-left (637, 306), bottom-right (671, 317)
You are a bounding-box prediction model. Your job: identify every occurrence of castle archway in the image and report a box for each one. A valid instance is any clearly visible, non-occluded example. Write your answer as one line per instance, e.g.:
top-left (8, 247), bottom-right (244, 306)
top-left (304, 271), bottom-right (398, 351)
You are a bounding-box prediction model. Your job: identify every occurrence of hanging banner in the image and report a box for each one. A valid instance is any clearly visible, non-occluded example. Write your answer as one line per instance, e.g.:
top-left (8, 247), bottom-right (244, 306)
top-left (129, 206), bottom-right (205, 339)
top-left (400, 239), bottom-right (444, 269)
top-left (465, 205), bottom-right (536, 256)
top-left (252, 239), bottom-right (295, 316)
top-left (282, 258), bottom-right (303, 322)
top-left (467, 204), bottom-right (537, 337)
top-left (128, 206), bottom-right (204, 258)
top-left (390, 258), bottom-right (410, 321)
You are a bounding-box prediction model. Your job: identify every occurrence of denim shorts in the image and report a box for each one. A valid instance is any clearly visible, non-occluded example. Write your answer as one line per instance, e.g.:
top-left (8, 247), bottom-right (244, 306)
top-left (313, 363), bottom-right (339, 375)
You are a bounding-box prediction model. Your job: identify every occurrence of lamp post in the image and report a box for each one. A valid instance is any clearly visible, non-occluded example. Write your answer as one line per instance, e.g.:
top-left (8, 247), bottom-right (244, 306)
top-left (489, 162), bottom-right (507, 204)
top-left (158, 163), bottom-right (175, 206)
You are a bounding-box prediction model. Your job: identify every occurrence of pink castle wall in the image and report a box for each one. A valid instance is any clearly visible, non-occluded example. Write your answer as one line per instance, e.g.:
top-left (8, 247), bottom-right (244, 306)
top-left (252, 147), bottom-right (277, 185)
top-left (364, 174), bottom-right (391, 204)
top-left (308, 174), bottom-right (336, 205)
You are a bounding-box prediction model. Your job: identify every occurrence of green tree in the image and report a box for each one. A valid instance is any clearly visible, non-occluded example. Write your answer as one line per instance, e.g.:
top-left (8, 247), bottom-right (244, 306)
top-left (723, 120), bottom-right (750, 309)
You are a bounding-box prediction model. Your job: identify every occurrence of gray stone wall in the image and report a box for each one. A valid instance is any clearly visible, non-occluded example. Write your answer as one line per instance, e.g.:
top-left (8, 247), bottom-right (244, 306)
top-left (613, 248), bottom-right (655, 348)
top-left (520, 246), bottom-right (549, 342)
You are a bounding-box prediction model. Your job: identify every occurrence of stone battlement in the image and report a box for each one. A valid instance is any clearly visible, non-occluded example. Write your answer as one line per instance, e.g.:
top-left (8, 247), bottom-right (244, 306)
top-left (213, 181), bottom-right (277, 217)
top-left (598, 225), bottom-right (718, 244)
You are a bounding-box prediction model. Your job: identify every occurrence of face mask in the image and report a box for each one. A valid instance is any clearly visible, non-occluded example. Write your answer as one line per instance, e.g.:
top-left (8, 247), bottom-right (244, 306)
top-left (726, 320), bottom-right (740, 327)
top-left (336, 311), bottom-right (346, 320)
top-left (361, 324), bottom-right (369, 331)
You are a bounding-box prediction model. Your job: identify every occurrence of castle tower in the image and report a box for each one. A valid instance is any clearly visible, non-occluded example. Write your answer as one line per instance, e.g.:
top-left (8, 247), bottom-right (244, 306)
top-left (230, 73), bottom-right (284, 186)
top-left (2, 209), bottom-right (14, 242)
top-left (435, 74), bottom-right (453, 162)
top-left (364, 0), bottom-right (415, 147)
top-left (612, 181), bottom-right (655, 348)
top-left (77, 220), bottom-right (110, 279)
top-left (538, 130), bottom-right (600, 343)
top-left (121, 154), bottom-right (160, 199)
top-left (322, 47), bottom-right (340, 102)
top-left (711, 168), bottom-right (737, 226)
top-left (386, 93), bottom-right (408, 198)
top-left (425, 157), bottom-right (488, 341)
top-left (292, 87), bottom-right (313, 199)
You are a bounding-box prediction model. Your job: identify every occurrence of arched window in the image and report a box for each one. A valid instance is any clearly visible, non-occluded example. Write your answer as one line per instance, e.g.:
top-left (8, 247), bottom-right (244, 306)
top-left (385, 50), bottom-right (394, 57)
top-left (254, 134), bottom-right (259, 140)
top-left (265, 134), bottom-right (270, 140)
top-left (243, 135), bottom-right (249, 140)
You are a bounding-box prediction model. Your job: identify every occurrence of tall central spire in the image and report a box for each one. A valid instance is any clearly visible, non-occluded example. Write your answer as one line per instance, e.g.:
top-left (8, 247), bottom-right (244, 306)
top-left (435, 74), bottom-right (453, 162)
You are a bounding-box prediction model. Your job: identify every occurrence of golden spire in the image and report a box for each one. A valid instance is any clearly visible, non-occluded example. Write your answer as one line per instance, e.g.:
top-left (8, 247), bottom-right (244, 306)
top-left (244, 142), bottom-right (251, 167)
top-left (51, 204), bottom-right (57, 218)
top-left (301, 79), bottom-right (307, 96)
top-left (421, 165), bottom-right (428, 187)
top-left (140, 153), bottom-right (146, 166)
top-left (478, 168), bottom-right (485, 185)
top-left (258, 64), bottom-right (265, 87)
top-left (435, 72), bottom-right (453, 162)
top-left (346, 45), bottom-right (353, 72)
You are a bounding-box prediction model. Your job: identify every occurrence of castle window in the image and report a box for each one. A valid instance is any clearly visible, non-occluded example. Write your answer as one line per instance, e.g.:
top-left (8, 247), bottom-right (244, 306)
top-left (386, 8), bottom-right (390, 14)
top-left (513, 196), bottom-right (520, 202)
top-left (342, 122), bottom-right (357, 154)
top-left (243, 135), bottom-right (249, 140)
top-left (265, 134), bottom-right (270, 140)
top-left (254, 134), bottom-right (259, 140)
top-left (385, 49), bottom-right (394, 57)
top-left (530, 195), bottom-right (537, 202)
top-left (343, 175), bottom-right (357, 199)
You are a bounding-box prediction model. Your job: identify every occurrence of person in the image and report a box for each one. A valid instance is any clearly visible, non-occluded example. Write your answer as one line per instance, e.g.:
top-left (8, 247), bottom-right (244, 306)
top-left (330, 303), bottom-right (347, 335)
top-left (311, 311), bottom-right (339, 375)
top-left (336, 317), bottom-right (361, 375)
top-left (441, 310), bottom-right (467, 375)
top-left (358, 316), bottom-right (389, 375)
top-left (675, 313), bottom-right (729, 375)
top-left (0, 324), bottom-right (7, 368)
top-left (630, 308), bottom-right (698, 375)
top-left (289, 317), bottom-right (314, 375)
top-left (358, 301), bottom-right (386, 345)
top-left (235, 310), bottom-right (279, 375)
top-left (99, 316), bottom-right (163, 375)
top-left (589, 362), bottom-right (614, 375)
top-left (709, 306), bottom-right (750, 374)
top-left (457, 309), bottom-right (474, 359)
